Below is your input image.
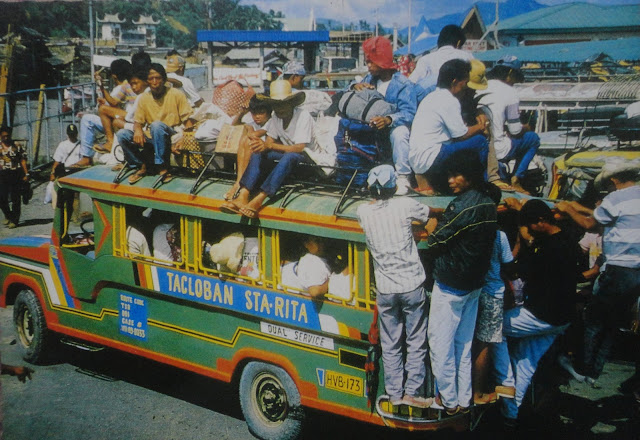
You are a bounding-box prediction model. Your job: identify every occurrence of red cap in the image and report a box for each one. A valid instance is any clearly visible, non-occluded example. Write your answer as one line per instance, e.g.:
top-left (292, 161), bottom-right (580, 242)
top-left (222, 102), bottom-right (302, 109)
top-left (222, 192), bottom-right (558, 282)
top-left (363, 36), bottom-right (396, 70)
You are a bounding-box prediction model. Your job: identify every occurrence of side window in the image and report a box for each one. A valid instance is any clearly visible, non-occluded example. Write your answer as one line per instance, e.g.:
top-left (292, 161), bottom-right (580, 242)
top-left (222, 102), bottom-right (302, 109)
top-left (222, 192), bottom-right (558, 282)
top-left (196, 218), bottom-right (264, 285)
top-left (59, 189), bottom-right (95, 257)
top-left (276, 232), bottom-right (356, 304)
top-left (114, 205), bottom-right (184, 268)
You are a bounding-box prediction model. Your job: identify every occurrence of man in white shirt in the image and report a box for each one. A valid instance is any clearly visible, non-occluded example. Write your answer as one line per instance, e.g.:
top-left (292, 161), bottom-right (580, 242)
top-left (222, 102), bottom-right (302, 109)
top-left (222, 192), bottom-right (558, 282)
top-left (409, 25), bottom-right (474, 97)
top-left (478, 56), bottom-right (539, 193)
top-left (166, 55), bottom-right (204, 108)
top-left (221, 80), bottom-right (316, 219)
top-left (50, 124), bottom-right (81, 180)
top-left (409, 59), bottom-right (489, 194)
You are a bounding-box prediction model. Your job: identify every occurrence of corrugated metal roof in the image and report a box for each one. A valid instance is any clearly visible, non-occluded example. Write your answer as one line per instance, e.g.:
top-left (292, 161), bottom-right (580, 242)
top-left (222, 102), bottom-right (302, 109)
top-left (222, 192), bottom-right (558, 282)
top-left (475, 37), bottom-right (640, 63)
top-left (498, 3), bottom-right (640, 32)
top-left (197, 30), bottom-right (329, 43)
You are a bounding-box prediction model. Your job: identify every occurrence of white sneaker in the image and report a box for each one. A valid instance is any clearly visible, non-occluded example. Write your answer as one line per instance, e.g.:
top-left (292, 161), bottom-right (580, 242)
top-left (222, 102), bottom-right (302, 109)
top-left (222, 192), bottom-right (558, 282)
top-left (558, 354), bottom-right (585, 382)
top-left (395, 174), bottom-right (412, 196)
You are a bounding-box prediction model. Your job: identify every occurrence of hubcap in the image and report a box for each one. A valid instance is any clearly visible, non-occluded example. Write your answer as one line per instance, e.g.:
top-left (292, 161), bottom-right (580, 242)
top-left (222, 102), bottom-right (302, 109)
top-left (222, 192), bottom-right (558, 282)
top-left (252, 372), bottom-right (288, 424)
top-left (17, 307), bottom-right (34, 347)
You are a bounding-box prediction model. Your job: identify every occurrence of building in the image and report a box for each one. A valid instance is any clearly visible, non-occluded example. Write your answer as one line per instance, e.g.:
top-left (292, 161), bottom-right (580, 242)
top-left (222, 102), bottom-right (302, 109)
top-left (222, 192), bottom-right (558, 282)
top-left (97, 13), bottom-right (160, 48)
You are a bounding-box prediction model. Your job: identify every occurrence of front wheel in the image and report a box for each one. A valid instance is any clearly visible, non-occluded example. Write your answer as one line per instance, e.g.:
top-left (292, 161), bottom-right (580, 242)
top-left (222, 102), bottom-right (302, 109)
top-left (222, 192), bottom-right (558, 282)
top-left (13, 289), bottom-right (53, 364)
top-left (239, 361), bottom-right (305, 440)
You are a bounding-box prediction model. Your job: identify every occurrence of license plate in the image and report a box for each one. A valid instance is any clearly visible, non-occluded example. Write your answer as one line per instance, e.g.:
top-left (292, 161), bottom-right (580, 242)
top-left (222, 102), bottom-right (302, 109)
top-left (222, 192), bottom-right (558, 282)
top-left (325, 370), bottom-right (363, 396)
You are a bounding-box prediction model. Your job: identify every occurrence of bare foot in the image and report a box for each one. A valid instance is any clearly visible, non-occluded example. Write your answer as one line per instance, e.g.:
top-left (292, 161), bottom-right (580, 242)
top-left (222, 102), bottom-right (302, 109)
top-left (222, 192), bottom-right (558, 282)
top-left (70, 157), bottom-right (93, 168)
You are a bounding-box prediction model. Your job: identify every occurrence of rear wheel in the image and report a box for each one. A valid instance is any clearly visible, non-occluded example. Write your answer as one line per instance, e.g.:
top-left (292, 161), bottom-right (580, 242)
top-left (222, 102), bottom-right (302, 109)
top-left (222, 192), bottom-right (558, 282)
top-left (13, 289), bottom-right (53, 364)
top-left (239, 361), bottom-right (305, 440)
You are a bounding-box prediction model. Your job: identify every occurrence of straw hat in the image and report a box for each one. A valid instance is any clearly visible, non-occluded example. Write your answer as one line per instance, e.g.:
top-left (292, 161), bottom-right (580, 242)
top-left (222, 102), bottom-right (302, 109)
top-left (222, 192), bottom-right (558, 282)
top-left (468, 59), bottom-right (488, 90)
top-left (257, 80), bottom-right (305, 107)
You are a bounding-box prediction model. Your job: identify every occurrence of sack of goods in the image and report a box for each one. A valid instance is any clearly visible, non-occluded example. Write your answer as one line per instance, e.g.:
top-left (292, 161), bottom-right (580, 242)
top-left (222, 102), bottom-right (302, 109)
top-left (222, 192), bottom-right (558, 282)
top-left (334, 118), bottom-right (381, 187)
top-left (337, 88), bottom-right (396, 123)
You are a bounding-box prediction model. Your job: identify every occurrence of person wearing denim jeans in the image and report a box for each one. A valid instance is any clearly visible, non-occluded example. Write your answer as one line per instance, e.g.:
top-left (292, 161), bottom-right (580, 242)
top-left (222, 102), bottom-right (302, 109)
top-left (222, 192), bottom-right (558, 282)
top-left (117, 63), bottom-right (194, 184)
top-left (223, 80), bottom-right (315, 219)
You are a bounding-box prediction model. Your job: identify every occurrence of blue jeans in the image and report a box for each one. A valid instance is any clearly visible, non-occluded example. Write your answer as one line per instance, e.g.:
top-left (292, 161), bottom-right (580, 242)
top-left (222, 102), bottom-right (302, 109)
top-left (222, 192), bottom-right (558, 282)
top-left (495, 307), bottom-right (567, 419)
top-left (427, 135), bottom-right (489, 193)
top-left (80, 114), bottom-right (104, 159)
top-left (240, 150), bottom-right (308, 197)
top-left (501, 131), bottom-right (540, 179)
top-left (583, 265), bottom-right (640, 378)
top-left (377, 286), bottom-right (428, 400)
top-left (117, 121), bottom-right (176, 168)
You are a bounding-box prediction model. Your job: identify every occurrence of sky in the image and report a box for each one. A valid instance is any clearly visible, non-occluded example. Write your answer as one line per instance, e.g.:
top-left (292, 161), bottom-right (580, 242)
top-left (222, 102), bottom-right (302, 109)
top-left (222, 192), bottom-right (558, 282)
top-left (245, 0), bottom-right (640, 29)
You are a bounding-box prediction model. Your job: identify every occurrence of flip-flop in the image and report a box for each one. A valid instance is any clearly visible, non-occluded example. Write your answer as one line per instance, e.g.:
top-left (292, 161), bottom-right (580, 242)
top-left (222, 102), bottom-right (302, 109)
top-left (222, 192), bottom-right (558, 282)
top-left (93, 144), bottom-right (110, 154)
top-left (239, 206), bottom-right (259, 219)
top-left (128, 171), bottom-right (146, 185)
top-left (220, 201), bottom-right (242, 215)
top-left (160, 173), bottom-right (174, 184)
top-left (223, 184), bottom-right (240, 201)
top-left (68, 162), bottom-right (92, 169)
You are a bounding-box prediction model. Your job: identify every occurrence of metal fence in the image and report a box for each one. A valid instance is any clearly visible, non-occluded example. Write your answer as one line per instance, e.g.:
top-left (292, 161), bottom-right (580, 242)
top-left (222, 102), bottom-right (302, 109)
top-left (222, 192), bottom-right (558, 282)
top-left (1, 82), bottom-right (97, 170)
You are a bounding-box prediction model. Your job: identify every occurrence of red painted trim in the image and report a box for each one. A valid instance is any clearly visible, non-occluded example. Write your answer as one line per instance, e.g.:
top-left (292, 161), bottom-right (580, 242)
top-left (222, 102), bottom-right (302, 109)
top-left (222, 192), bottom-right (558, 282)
top-left (0, 245), bottom-right (49, 264)
top-left (1, 274), bottom-right (60, 324)
top-left (94, 201), bottom-right (111, 254)
top-left (56, 253), bottom-right (80, 309)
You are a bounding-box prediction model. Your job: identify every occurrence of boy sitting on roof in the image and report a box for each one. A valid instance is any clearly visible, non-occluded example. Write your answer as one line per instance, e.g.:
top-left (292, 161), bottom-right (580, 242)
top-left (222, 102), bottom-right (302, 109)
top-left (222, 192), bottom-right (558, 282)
top-left (166, 54), bottom-right (204, 108)
top-left (220, 80), bottom-right (316, 219)
top-left (117, 63), bottom-right (195, 185)
top-left (353, 36), bottom-right (418, 195)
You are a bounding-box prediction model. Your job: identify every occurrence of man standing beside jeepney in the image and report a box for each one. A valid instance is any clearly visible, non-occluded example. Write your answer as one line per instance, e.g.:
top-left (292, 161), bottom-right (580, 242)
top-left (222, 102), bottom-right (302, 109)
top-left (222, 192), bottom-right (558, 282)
top-left (117, 63), bottom-right (195, 185)
top-left (555, 162), bottom-right (640, 391)
top-left (357, 165), bottom-right (432, 409)
top-left (353, 36), bottom-right (418, 195)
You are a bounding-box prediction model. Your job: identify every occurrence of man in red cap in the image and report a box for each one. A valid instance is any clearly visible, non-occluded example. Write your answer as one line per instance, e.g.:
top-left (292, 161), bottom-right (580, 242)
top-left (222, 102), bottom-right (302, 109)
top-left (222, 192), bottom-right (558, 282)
top-left (352, 36), bottom-right (418, 195)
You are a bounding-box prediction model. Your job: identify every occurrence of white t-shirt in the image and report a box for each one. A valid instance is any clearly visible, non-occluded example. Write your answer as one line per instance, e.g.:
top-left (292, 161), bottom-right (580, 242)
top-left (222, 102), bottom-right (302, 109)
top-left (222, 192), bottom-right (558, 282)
top-left (53, 139), bottom-right (81, 167)
top-left (168, 72), bottom-right (202, 107)
top-left (153, 223), bottom-right (175, 262)
top-left (127, 226), bottom-right (150, 257)
top-left (280, 253), bottom-right (331, 292)
top-left (266, 106), bottom-right (315, 148)
top-left (409, 45), bottom-right (474, 88)
top-left (478, 79), bottom-right (522, 160)
top-left (376, 79), bottom-right (391, 97)
top-left (409, 87), bottom-right (468, 174)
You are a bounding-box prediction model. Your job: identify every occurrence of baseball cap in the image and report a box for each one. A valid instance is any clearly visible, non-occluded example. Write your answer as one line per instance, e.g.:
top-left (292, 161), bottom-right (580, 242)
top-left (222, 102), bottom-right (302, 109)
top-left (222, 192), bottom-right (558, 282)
top-left (282, 61), bottom-right (306, 76)
top-left (67, 123), bottom-right (78, 136)
top-left (496, 55), bottom-right (522, 70)
top-left (166, 55), bottom-right (185, 73)
top-left (367, 165), bottom-right (397, 189)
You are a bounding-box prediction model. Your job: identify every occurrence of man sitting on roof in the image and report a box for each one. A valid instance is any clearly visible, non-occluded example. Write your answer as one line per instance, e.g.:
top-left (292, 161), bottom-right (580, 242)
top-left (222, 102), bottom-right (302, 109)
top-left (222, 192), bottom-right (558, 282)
top-left (353, 36), bottom-right (418, 195)
top-left (478, 56), bottom-right (540, 194)
top-left (220, 80), bottom-right (318, 219)
top-left (166, 54), bottom-right (204, 108)
top-left (117, 63), bottom-right (195, 185)
top-left (409, 24), bottom-right (474, 100)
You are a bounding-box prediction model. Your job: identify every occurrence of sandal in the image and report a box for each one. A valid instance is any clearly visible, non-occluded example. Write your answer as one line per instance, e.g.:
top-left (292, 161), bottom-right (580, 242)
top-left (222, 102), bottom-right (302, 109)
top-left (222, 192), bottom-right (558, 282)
top-left (128, 170), bottom-right (146, 185)
top-left (493, 180), bottom-right (515, 192)
top-left (220, 201), bottom-right (242, 215)
top-left (433, 394), bottom-right (459, 416)
top-left (160, 172), bottom-right (174, 184)
top-left (93, 144), bottom-right (110, 154)
top-left (224, 183), bottom-right (241, 201)
top-left (239, 206), bottom-right (259, 219)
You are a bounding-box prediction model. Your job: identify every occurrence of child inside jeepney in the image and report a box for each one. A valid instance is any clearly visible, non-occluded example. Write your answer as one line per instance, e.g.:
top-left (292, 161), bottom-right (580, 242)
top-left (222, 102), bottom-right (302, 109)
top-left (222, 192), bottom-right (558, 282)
top-left (280, 235), bottom-right (331, 299)
top-left (223, 96), bottom-right (272, 201)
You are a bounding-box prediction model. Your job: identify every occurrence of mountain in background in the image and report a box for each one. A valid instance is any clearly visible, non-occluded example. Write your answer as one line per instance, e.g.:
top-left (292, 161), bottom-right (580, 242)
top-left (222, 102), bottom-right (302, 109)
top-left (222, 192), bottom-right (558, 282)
top-left (398, 0), bottom-right (545, 41)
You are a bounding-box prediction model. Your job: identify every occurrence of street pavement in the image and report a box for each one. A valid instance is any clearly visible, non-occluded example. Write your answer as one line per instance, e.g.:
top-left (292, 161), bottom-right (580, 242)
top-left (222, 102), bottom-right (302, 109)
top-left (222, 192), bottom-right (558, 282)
top-left (0, 177), bottom-right (638, 439)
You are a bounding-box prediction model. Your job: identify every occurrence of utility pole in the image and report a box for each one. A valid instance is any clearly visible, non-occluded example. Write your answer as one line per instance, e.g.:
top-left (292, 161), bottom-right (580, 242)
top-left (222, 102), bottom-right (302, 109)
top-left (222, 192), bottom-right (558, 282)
top-left (408, 0), bottom-right (412, 55)
top-left (89, 0), bottom-right (96, 102)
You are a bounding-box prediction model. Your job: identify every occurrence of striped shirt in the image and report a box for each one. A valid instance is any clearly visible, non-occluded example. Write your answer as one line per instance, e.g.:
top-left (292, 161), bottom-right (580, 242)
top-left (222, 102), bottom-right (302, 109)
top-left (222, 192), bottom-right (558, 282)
top-left (357, 197), bottom-right (430, 294)
top-left (594, 185), bottom-right (640, 269)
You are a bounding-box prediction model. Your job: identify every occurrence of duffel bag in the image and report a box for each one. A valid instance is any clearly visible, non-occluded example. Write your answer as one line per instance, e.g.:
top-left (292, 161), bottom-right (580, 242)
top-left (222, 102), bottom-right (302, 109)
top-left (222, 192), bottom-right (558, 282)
top-left (338, 88), bottom-right (396, 123)
top-left (334, 118), bottom-right (380, 186)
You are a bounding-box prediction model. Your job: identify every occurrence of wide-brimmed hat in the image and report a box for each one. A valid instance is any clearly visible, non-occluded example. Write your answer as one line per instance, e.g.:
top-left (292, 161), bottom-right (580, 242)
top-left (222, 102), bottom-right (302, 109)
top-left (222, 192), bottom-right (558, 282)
top-left (166, 55), bottom-right (185, 73)
top-left (594, 160), bottom-right (640, 189)
top-left (468, 59), bottom-right (488, 90)
top-left (257, 80), bottom-right (305, 107)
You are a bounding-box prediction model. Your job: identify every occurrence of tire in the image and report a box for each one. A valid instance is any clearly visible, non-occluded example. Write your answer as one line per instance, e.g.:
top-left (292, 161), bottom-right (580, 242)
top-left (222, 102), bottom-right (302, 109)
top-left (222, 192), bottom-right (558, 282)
top-left (239, 361), bottom-right (305, 440)
top-left (13, 289), bottom-right (53, 364)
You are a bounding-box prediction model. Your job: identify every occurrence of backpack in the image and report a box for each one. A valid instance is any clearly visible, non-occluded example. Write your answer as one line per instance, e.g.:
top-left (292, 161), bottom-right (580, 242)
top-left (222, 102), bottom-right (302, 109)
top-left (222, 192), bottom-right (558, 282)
top-left (334, 118), bottom-right (381, 186)
top-left (337, 88), bottom-right (396, 123)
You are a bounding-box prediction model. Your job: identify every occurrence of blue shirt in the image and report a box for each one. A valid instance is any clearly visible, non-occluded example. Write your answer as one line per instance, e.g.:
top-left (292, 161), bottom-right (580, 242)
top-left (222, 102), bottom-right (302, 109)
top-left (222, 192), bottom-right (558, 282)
top-left (482, 231), bottom-right (514, 299)
top-left (594, 185), bottom-right (640, 269)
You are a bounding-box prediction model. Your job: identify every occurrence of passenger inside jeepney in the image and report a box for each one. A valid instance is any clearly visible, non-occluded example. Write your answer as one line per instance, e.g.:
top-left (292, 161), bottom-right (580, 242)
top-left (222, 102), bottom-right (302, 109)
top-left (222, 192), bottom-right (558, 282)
top-left (280, 234), bottom-right (331, 299)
